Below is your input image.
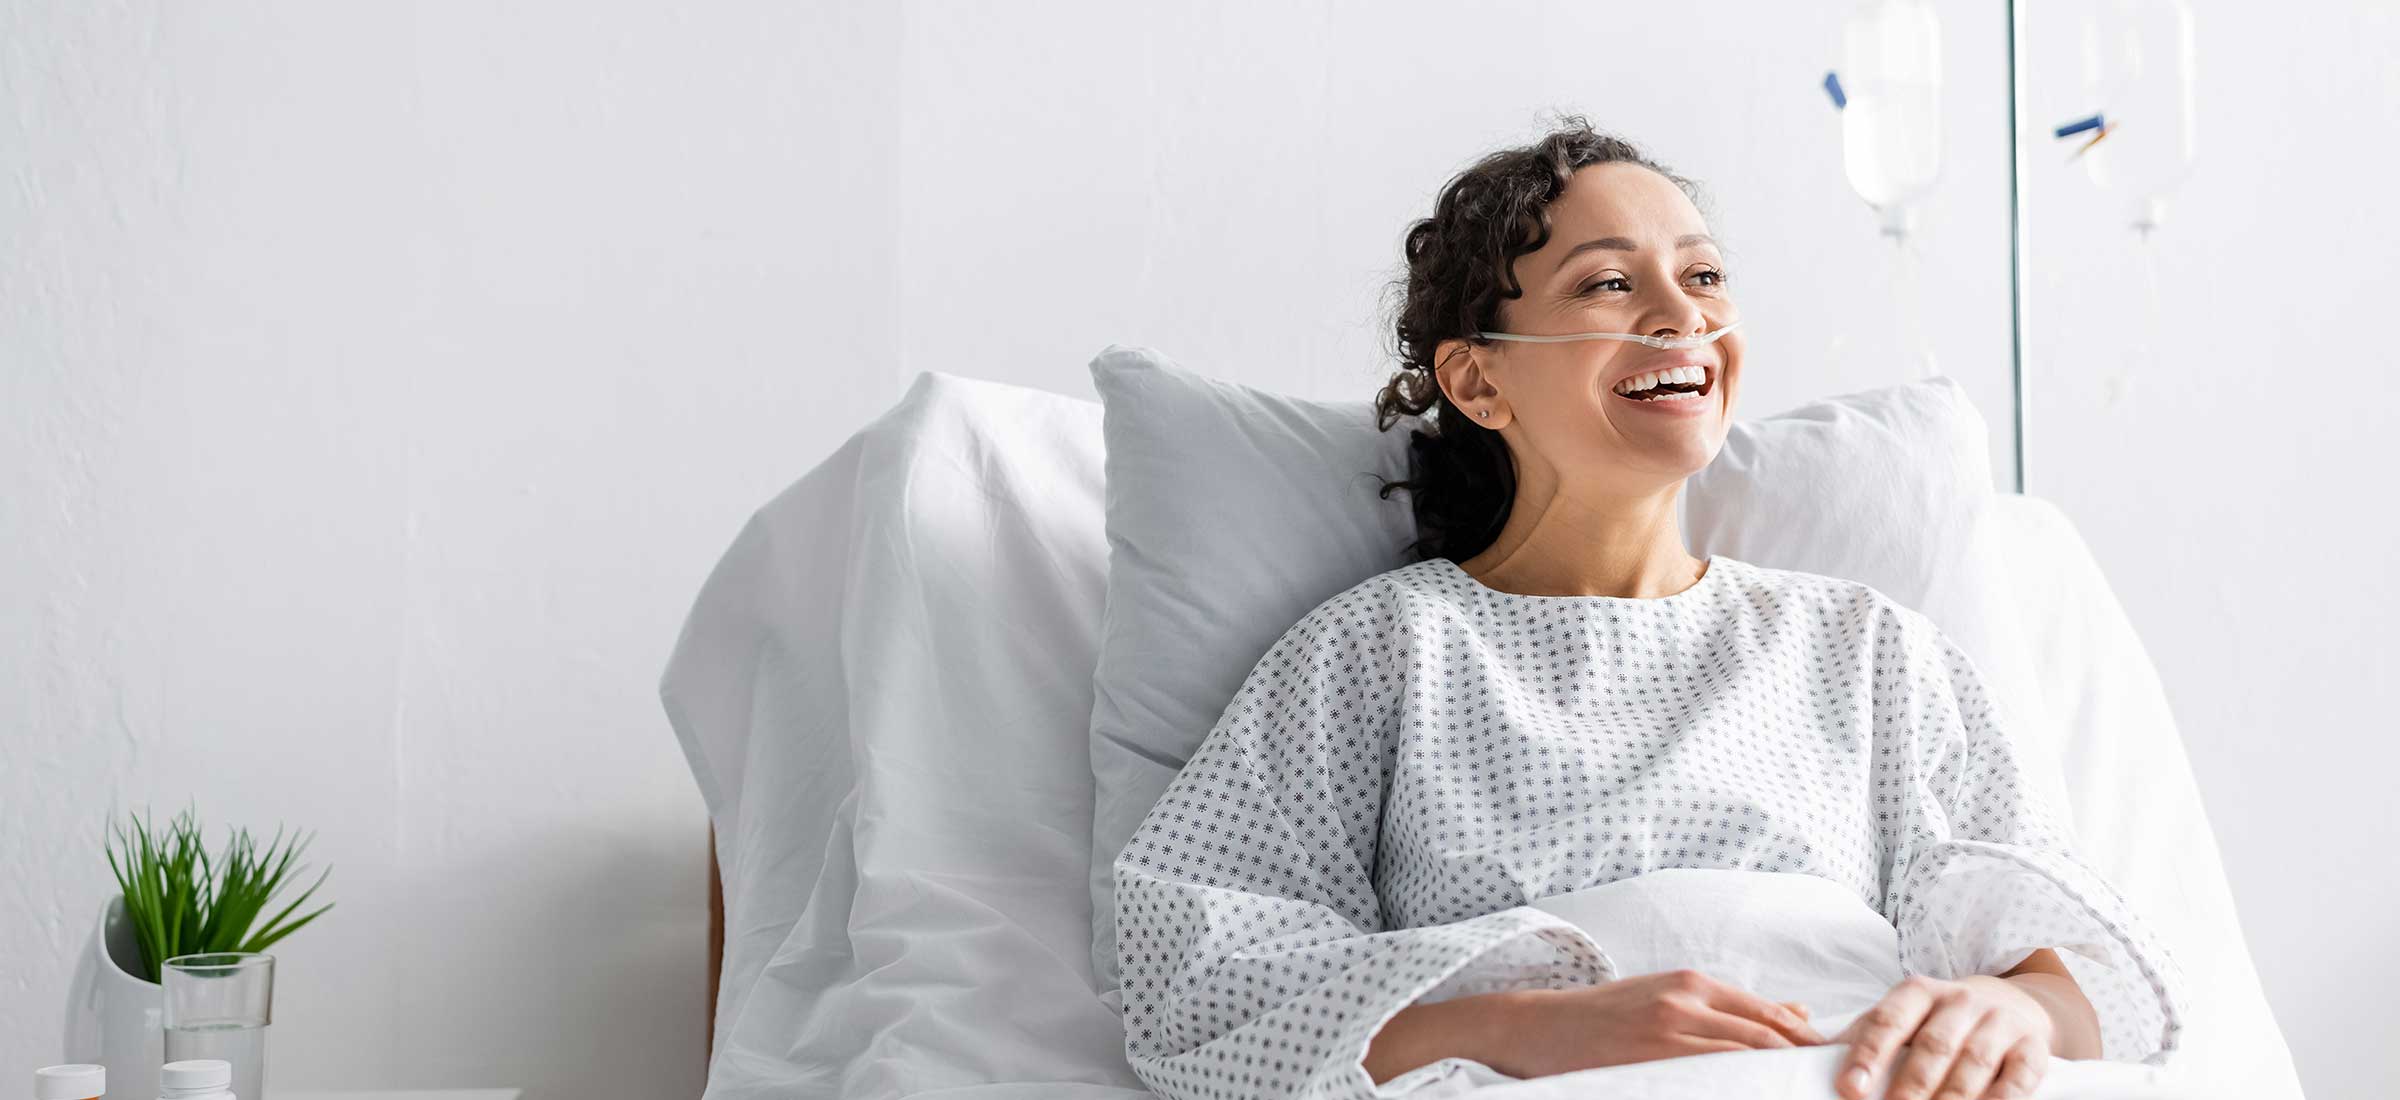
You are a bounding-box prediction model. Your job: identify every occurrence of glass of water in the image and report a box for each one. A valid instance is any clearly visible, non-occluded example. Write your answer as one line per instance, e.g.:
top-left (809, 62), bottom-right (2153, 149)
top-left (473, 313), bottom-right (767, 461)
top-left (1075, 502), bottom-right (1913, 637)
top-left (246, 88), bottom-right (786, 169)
top-left (162, 953), bottom-right (274, 1100)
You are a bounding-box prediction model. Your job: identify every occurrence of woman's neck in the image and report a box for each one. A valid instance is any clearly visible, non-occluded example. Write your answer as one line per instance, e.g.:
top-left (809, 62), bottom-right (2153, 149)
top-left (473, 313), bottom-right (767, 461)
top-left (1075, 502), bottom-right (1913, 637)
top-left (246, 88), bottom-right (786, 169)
top-left (1457, 482), bottom-right (1701, 599)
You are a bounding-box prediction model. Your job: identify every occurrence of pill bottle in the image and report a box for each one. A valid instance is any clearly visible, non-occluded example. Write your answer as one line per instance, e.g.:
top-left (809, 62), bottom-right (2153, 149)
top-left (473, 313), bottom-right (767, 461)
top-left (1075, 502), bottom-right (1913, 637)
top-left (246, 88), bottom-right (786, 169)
top-left (32, 1065), bottom-right (104, 1100)
top-left (155, 1061), bottom-right (232, 1100)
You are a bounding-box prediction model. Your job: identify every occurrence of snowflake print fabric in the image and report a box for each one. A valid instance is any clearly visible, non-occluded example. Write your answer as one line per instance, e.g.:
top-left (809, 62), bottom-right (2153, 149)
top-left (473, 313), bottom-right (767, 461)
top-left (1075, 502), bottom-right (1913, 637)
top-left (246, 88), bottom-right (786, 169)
top-left (1112, 554), bottom-right (2185, 1099)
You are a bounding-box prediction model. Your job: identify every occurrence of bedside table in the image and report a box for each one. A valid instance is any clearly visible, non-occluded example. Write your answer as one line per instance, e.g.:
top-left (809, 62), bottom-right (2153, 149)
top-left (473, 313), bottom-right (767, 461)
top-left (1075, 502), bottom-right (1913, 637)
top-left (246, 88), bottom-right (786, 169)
top-left (272, 1091), bottom-right (522, 1100)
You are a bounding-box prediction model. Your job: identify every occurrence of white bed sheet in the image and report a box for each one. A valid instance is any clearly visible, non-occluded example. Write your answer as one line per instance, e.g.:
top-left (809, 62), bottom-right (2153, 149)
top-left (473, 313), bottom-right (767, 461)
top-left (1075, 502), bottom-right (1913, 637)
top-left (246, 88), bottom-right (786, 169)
top-left (1359, 868), bottom-right (2181, 1100)
top-left (661, 373), bottom-right (1149, 1099)
top-left (659, 371), bottom-right (2299, 1100)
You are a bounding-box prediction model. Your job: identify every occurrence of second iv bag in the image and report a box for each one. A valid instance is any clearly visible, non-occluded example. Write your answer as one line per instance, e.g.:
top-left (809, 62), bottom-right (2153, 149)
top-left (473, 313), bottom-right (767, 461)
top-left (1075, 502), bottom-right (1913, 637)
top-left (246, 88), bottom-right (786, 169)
top-left (1841, 0), bottom-right (1942, 238)
top-left (2077, 0), bottom-right (2197, 233)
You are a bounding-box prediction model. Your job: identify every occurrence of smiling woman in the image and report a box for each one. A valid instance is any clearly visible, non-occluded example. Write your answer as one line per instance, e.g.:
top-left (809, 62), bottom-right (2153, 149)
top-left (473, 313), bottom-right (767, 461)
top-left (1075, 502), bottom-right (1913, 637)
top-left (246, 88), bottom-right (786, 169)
top-left (1103, 115), bottom-right (2188, 1100)
top-left (1372, 119), bottom-right (1744, 599)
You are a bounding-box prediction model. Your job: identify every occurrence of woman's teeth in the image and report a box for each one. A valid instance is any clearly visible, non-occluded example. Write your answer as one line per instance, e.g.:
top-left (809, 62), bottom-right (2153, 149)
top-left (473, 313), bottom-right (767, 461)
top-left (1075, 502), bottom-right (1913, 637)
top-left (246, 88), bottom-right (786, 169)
top-left (1613, 365), bottom-right (1711, 400)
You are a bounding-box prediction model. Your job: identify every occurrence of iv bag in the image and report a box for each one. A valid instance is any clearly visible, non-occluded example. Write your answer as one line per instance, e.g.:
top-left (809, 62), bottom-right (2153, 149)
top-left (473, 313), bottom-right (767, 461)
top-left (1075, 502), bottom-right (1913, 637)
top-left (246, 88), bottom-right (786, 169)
top-left (2077, 0), bottom-right (2197, 231)
top-left (1841, 0), bottom-right (1943, 235)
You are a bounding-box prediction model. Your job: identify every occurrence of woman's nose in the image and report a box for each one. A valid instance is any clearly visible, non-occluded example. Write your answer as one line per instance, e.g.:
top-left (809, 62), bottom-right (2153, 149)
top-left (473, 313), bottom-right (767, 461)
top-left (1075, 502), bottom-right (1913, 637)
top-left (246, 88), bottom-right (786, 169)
top-left (1642, 282), bottom-right (1716, 339)
top-left (1650, 310), bottom-right (1713, 340)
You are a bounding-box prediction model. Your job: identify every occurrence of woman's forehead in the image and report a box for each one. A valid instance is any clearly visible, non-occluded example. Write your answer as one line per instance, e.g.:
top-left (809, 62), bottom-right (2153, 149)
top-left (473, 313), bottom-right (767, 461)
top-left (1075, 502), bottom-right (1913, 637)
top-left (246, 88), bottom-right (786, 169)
top-left (1546, 163), bottom-right (1710, 248)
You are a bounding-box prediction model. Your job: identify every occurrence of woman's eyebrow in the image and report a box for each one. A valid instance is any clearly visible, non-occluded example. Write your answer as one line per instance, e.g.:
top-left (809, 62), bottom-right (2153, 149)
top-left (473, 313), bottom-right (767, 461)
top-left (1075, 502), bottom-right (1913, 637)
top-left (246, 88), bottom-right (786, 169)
top-left (1554, 234), bottom-right (1720, 273)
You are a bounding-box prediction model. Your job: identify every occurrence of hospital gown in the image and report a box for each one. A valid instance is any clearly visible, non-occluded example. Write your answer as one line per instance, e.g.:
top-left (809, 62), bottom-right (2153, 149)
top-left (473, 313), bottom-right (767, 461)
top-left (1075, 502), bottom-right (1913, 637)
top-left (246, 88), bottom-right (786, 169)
top-left (1112, 553), bottom-right (2187, 1100)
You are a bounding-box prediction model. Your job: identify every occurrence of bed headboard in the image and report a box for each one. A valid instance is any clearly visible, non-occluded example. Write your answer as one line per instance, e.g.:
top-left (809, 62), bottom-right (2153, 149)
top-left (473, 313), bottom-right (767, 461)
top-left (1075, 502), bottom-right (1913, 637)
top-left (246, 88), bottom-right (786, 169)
top-left (708, 828), bottom-right (723, 1055)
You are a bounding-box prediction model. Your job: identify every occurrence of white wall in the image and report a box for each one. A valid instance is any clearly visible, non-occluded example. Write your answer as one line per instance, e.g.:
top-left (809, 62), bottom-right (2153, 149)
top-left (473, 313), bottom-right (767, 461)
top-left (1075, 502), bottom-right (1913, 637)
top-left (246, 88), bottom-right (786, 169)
top-left (2018, 3), bottom-right (2398, 1097)
top-left (17, 1), bottom-right (2369, 1097)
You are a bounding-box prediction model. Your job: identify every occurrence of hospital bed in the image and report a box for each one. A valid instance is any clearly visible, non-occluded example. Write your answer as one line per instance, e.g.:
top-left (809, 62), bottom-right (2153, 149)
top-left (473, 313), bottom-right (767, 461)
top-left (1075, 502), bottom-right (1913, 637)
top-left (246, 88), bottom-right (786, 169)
top-left (659, 362), bottom-right (2307, 1100)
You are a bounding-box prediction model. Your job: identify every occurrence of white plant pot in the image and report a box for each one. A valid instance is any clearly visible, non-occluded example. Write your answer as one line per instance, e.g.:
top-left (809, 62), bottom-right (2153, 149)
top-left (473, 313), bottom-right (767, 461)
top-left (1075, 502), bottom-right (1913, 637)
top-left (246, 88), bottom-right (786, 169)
top-left (61, 895), bottom-right (164, 1096)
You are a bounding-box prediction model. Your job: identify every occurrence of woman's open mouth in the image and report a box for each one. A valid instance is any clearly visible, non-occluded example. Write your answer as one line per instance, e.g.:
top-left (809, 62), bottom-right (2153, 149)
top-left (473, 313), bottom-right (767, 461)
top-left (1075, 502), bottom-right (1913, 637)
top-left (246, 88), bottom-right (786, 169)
top-left (1610, 364), bottom-right (1715, 410)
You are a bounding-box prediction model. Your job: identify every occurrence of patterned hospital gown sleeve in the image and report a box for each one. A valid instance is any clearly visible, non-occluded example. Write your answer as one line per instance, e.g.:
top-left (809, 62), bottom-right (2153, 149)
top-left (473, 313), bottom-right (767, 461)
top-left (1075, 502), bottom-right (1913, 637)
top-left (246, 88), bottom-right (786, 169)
top-left (1112, 589), bottom-right (1614, 1100)
top-left (1875, 606), bottom-right (2189, 1065)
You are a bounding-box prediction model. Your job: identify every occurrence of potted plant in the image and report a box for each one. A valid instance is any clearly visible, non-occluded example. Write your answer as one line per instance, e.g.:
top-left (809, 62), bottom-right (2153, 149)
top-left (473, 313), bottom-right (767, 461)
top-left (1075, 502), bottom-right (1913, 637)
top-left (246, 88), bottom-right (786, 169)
top-left (62, 808), bottom-right (334, 1094)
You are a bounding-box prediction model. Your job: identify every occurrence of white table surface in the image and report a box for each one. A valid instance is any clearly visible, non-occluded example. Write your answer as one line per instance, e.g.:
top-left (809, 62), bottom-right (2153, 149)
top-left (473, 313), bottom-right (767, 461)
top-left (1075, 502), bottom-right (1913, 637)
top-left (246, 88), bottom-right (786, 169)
top-left (271, 1090), bottom-right (521, 1100)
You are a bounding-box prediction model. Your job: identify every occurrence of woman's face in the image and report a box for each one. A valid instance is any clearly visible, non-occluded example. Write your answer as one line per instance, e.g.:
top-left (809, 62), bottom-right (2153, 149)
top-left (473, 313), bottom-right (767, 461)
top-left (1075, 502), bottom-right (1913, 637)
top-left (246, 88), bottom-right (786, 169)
top-left (1449, 161), bottom-right (1742, 490)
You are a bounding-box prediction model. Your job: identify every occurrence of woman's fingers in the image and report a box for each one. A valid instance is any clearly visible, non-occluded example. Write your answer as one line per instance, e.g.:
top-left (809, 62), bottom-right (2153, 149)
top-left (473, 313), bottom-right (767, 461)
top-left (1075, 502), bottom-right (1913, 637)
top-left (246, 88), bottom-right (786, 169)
top-left (1884, 992), bottom-right (1992, 1100)
top-left (1988, 1036), bottom-right (2049, 1099)
top-left (1837, 978), bottom-right (1939, 1100)
top-left (1674, 1000), bottom-right (1795, 1049)
top-left (1925, 1014), bottom-right (2016, 1100)
top-left (1704, 982), bottom-right (1825, 1045)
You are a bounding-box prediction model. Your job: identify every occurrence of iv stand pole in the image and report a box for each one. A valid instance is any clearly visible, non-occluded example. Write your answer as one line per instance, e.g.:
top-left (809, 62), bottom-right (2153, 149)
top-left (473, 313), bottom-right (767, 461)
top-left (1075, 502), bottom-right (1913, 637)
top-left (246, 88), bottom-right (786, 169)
top-left (2004, 0), bottom-right (2029, 494)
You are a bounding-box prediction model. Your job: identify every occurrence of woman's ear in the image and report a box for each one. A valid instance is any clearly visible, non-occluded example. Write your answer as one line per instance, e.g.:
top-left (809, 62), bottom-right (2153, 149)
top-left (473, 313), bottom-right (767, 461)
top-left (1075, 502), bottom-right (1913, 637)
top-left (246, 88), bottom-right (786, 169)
top-left (1434, 338), bottom-right (1507, 427)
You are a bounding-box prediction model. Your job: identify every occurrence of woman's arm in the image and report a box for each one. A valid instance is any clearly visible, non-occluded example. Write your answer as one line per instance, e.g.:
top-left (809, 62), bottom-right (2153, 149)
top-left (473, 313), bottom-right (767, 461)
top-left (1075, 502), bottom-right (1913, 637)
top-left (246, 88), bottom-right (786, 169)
top-left (1362, 993), bottom-right (1514, 1085)
top-left (1112, 597), bottom-right (1617, 1100)
top-left (1873, 609), bottom-right (2186, 1065)
top-left (1988, 947), bottom-right (2103, 1060)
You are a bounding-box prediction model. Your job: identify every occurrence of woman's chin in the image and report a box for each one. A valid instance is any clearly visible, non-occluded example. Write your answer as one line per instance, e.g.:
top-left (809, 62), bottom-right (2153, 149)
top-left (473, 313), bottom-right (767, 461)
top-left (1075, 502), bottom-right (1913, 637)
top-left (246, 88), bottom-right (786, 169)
top-left (1656, 424), bottom-right (1727, 471)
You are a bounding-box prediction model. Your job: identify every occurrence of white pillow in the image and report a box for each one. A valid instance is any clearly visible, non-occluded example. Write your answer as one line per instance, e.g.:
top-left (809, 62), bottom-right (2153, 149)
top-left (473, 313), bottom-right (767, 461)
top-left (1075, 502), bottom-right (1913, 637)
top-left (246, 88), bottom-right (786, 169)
top-left (662, 371), bottom-right (1149, 1099)
top-left (1084, 344), bottom-right (2026, 994)
top-left (1681, 380), bottom-right (2074, 809)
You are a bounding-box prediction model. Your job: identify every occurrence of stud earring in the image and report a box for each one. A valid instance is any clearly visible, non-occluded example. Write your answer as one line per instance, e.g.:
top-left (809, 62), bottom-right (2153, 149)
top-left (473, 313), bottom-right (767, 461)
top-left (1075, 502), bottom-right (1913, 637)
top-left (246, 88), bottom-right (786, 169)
top-left (1477, 410), bottom-right (1489, 418)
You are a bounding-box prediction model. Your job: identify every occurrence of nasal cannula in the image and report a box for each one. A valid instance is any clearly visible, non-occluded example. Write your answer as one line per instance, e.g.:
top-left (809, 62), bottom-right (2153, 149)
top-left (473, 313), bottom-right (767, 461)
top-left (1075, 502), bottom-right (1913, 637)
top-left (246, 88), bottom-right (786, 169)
top-left (1474, 319), bottom-right (1743, 350)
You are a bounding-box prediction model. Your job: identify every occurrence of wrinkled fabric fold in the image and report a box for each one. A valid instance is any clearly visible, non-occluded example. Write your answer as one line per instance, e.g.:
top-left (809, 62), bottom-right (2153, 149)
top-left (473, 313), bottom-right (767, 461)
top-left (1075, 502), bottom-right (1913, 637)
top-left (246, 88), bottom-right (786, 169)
top-left (1115, 869), bottom-right (1614, 1099)
top-left (1111, 584), bottom-right (1618, 1098)
top-left (1881, 627), bottom-right (2187, 1066)
top-left (1892, 840), bottom-right (2187, 1064)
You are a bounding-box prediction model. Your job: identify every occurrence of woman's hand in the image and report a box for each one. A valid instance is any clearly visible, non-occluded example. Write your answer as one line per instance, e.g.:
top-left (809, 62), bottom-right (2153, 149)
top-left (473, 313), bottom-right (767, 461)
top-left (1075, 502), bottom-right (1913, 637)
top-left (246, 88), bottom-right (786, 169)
top-left (1480, 968), bottom-right (1825, 1080)
top-left (1831, 974), bottom-right (2056, 1100)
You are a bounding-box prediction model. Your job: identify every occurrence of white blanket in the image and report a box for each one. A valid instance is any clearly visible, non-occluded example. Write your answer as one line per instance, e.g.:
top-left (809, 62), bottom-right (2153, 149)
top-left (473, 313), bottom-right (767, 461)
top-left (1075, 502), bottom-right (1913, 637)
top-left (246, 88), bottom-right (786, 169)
top-left (1376, 869), bottom-right (2177, 1099)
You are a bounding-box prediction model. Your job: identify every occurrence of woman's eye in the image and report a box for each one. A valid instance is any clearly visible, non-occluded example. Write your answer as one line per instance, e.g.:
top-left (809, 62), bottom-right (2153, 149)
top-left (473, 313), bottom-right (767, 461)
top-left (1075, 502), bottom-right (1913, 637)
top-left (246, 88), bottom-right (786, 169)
top-left (1581, 270), bottom-right (1727, 295)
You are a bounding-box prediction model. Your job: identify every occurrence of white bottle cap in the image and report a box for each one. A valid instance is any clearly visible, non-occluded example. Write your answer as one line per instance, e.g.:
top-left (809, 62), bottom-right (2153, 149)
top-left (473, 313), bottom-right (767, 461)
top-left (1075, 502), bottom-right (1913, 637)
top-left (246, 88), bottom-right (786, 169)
top-left (159, 1060), bottom-right (231, 1092)
top-left (34, 1064), bottom-right (106, 1100)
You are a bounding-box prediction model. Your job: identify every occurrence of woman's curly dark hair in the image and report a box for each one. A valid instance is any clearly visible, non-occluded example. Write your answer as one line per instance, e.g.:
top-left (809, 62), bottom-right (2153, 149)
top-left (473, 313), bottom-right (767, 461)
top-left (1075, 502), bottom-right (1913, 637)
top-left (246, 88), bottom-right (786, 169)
top-left (1373, 115), bottom-right (1708, 564)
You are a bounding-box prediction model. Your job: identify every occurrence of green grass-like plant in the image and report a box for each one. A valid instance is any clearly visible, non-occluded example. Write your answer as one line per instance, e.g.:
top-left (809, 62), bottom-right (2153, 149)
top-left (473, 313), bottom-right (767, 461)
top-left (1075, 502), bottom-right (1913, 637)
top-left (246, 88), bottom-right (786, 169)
top-left (103, 807), bottom-right (335, 983)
